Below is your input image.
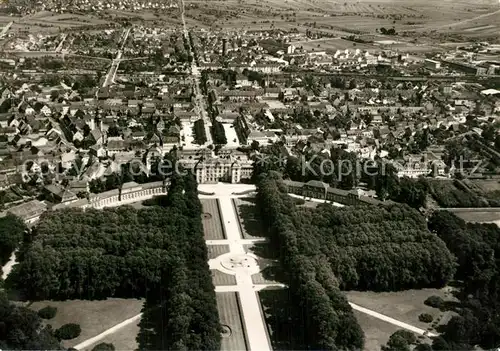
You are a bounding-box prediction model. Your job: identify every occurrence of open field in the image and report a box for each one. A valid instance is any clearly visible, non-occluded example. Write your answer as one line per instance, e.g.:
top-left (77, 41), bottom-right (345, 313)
top-left (104, 9), bottom-right (182, 27)
top-left (181, 121), bottom-right (197, 149)
top-left (223, 123), bottom-right (239, 147)
top-left (185, 0), bottom-right (500, 43)
top-left (470, 179), bottom-right (500, 193)
top-left (201, 198), bottom-right (225, 240)
top-left (83, 318), bottom-right (140, 351)
top-left (453, 211), bottom-right (500, 225)
top-left (353, 310), bottom-right (403, 351)
top-left (2, 11), bottom-right (110, 34)
top-left (259, 286), bottom-right (447, 351)
top-left (345, 288), bottom-right (458, 333)
top-left (28, 298), bottom-right (143, 348)
top-left (296, 37), bottom-right (377, 53)
top-left (233, 197), bottom-right (266, 239)
top-left (216, 292), bottom-right (248, 351)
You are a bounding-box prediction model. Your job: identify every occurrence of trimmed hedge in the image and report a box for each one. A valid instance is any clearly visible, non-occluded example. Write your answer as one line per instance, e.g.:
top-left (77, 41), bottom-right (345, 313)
top-left (92, 343), bottom-right (115, 351)
top-left (419, 313), bottom-right (434, 323)
top-left (55, 323), bottom-right (81, 340)
top-left (424, 296), bottom-right (444, 309)
top-left (38, 305), bottom-right (58, 319)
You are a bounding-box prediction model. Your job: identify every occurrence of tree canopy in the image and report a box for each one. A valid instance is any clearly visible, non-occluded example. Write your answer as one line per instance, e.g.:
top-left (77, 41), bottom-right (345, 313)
top-left (0, 214), bottom-right (26, 265)
top-left (255, 171), bottom-right (457, 350)
top-left (428, 211), bottom-right (500, 350)
top-left (7, 174), bottom-right (221, 351)
top-left (256, 171), bottom-right (365, 350)
top-left (0, 293), bottom-right (62, 350)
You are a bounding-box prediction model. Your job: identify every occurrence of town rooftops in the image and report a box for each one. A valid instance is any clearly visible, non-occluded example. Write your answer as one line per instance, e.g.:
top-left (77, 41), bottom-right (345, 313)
top-left (248, 131), bottom-right (266, 139)
top-left (108, 140), bottom-right (126, 150)
top-left (481, 88), bottom-right (500, 96)
top-left (218, 89), bottom-right (263, 97)
top-left (45, 184), bottom-right (78, 203)
top-left (4, 199), bottom-right (47, 221)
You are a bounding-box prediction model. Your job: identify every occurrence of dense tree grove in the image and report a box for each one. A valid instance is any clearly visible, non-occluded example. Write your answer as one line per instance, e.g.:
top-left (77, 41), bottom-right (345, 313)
top-left (425, 178), bottom-right (500, 208)
top-left (137, 174), bottom-right (221, 350)
top-left (9, 205), bottom-right (182, 299)
top-left (55, 323), bottom-right (81, 340)
top-left (317, 204), bottom-right (455, 291)
top-left (428, 211), bottom-right (500, 350)
top-left (259, 173), bottom-right (455, 290)
top-left (211, 120), bottom-right (227, 145)
top-left (382, 330), bottom-right (416, 351)
top-left (0, 293), bottom-right (62, 350)
top-left (8, 174), bottom-right (220, 350)
top-left (256, 172), bottom-right (457, 350)
top-left (256, 172), bottom-right (364, 350)
top-left (37, 305), bottom-right (57, 320)
top-left (372, 164), bottom-right (428, 209)
top-left (0, 214), bottom-right (26, 265)
top-left (192, 119), bottom-right (207, 144)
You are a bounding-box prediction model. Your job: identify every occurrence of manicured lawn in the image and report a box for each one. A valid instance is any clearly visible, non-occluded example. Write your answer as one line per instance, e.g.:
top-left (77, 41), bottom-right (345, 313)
top-left (217, 292), bottom-right (247, 351)
top-left (201, 199), bottom-right (226, 240)
top-left (28, 298), bottom-right (143, 348)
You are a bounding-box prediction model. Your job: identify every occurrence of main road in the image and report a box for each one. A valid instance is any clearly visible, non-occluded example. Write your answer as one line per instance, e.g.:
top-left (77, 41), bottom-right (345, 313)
top-left (179, 0), bottom-right (213, 145)
top-left (102, 27), bottom-right (131, 88)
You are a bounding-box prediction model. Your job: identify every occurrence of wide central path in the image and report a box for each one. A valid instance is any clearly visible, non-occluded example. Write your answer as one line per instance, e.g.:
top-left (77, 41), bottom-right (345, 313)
top-left (210, 197), bottom-right (273, 351)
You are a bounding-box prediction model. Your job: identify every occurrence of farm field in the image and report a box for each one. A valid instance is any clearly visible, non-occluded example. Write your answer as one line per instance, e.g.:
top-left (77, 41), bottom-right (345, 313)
top-left (0, 15), bottom-right (19, 26)
top-left (104, 9), bottom-right (182, 27)
top-left (1, 0), bottom-right (495, 43)
top-left (185, 0), bottom-right (500, 43)
top-left (295, 37), bottom-right (377, 53)
top-left (6, 11), bottom-right (110, 34)
top-left (28, 298), bottom-right (143, 349)
top-left (345, 288), bottom-right (458, 334)
top-left (452, 210), bottom-right (500, 225)
top-left (470, 179), bottom-right (500, 193)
